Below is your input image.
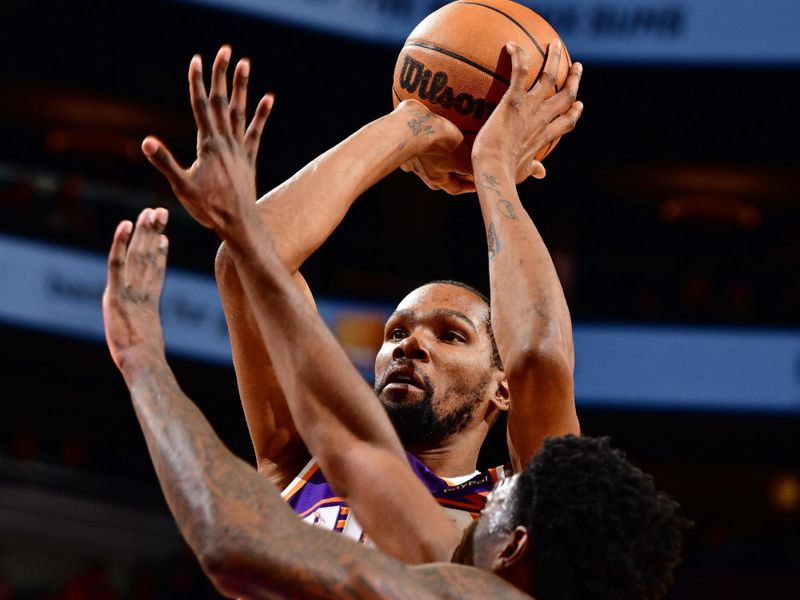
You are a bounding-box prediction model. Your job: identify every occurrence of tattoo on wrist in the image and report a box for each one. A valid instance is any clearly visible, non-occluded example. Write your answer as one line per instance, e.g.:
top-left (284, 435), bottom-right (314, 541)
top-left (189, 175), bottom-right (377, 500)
top-left (480, 172), bottom-right (519, 221)
top-left (407, 111), bottom-right (435, 137)
top-left (487, 222), bottom-right (500, 259)
top-left (497, 199), bottom-right (518, 220)
top-left (481, 173), bottom-right (501, 189)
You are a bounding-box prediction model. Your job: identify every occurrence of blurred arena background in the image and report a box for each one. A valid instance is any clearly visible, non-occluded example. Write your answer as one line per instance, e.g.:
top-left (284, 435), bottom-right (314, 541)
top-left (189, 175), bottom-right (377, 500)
top-left (0, 0), bottom-right (798, 597)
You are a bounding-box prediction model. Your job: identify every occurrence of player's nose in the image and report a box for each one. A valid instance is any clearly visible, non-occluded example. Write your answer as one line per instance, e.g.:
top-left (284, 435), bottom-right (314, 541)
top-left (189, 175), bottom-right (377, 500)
top-left (392, 332), bottom-right (431, 362)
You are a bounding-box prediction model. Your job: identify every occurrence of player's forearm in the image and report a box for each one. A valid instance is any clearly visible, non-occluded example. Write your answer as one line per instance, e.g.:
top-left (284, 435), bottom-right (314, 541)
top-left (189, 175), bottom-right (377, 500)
top-left (474, 160), bottom-right (574, 371)
top-left (222, 104), bottom-right (440, 275)
top-left (121, 357), bottom-right (300, 593)
top-left (123, 356), bottom-right (390, 597)
top-left (473, 158), bottom-right (578, 464)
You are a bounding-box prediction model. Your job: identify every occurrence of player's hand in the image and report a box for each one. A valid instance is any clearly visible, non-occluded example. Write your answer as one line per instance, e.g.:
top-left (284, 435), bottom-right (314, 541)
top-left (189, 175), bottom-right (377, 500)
top-left (102, 208), bottom-right (169, 378)
top-left (141, 46), bottom-right (272, 234)
top-left (395, 100), bottom-right (476, 195)
top-left (472, 40), bottom-right (584, 181)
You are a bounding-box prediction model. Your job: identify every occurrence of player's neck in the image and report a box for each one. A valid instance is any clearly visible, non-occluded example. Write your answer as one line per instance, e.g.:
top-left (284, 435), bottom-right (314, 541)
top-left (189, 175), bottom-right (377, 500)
top-left (411, 425), bottom-right (485, 478)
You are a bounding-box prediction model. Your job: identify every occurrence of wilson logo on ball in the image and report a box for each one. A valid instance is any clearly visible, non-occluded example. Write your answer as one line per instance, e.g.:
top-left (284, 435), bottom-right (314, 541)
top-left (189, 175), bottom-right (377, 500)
top-left (398, 55), bottom-right (498, 121)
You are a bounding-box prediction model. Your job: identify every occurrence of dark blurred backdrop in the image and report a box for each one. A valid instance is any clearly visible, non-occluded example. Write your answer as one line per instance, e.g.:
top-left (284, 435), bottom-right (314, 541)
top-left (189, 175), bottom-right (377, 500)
top-left (0, 0), bottom-right (798, 597)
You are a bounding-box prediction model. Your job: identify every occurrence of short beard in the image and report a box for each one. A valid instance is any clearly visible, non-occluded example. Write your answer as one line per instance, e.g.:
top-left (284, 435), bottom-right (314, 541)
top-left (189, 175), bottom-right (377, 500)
top-left (375, 373), bottom-right (491, 448)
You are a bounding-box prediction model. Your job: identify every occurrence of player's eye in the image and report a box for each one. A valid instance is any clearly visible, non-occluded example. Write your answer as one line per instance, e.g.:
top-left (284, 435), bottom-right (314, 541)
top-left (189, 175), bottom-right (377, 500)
top-left (388, 328), bottom-right (408, 341)
top-left (440, 330), bottom-right (466, 343)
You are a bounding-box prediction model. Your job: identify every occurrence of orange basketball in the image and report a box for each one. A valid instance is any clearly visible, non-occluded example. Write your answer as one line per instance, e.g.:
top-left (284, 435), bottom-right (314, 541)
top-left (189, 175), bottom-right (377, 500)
top-left (392, 0), bottom-right (570, 161)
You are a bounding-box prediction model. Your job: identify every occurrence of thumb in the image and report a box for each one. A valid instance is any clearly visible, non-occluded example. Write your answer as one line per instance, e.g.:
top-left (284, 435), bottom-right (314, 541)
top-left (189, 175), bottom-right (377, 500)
top-left (529, 160), bottom-right (546, 180)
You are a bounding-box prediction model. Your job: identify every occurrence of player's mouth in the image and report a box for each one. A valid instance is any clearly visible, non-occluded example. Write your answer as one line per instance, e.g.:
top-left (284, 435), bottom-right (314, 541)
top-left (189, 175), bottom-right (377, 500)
top-left (382, 366), bottom-right (426, 393)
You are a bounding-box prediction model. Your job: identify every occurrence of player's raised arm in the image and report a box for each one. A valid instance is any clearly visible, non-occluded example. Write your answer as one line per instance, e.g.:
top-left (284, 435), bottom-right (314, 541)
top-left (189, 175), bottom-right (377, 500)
top-left (102, 210), bottom-right (521, 600)
top-left (472, 41), bottom-right (584, 472)
top-left (142, 46), bottom-right (463, 563)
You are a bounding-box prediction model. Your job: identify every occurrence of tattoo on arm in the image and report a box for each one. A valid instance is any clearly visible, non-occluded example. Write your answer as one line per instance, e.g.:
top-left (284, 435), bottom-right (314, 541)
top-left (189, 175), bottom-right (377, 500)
top-left (407, 111), bottom-right (435, 137)
top-left (480, 172), bottom-right (519, 221)
top-left (487, 221), bottom-right (500, 259)
top-left (497, 199), bottom-right (518, 220)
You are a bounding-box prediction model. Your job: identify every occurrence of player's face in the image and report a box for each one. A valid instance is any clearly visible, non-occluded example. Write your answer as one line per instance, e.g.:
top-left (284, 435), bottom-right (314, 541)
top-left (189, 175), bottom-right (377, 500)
top-left (472, 474), bottom-right (521, 571)
top-left (373, 283), bottom-right (500, 447)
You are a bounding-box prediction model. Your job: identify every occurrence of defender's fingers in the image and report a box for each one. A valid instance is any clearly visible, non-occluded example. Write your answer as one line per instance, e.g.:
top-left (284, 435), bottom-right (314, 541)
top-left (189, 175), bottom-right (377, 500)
top-left (127, 209), bottom-right (155, 287)
top-left (209, 45), bottom-right (233, 134)
top-left (152, 234), bottom-right (170, 296)
top-left (505, 42), bottom-right (531, 94)
top-left (107, 220), bottom-right (133, 293)
top-left (188, 55), bottom-right (213, 135)
top-left (244, 93), bottom-right (274, 160)
top-left (142, 137), bottom-right (189, 194)
top-left (143, 210), bottom-right (170, 292)
top-left (530, 39), bottom-right (562, 98)
top-left (229, 58), bottom-right (250, 138)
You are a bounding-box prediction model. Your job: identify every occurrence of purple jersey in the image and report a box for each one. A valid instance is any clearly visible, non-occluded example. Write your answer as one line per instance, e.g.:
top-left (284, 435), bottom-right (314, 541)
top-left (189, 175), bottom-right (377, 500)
top-left (281, 451), bottom-right (509, 544)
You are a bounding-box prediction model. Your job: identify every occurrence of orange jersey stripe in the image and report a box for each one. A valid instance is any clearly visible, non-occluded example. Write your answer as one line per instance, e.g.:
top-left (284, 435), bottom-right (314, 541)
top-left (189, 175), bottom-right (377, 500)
top-left (298, 496), bottom-right (345, 519)
top-left (281, 462), bottom-right (321, 501)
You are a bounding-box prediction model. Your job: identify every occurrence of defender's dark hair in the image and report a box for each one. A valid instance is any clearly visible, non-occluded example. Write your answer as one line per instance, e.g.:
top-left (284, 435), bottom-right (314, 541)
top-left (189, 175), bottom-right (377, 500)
top-left (426, 280), bottom-right (502, 369)
top-left (514, 435), bottom-right (690, 600)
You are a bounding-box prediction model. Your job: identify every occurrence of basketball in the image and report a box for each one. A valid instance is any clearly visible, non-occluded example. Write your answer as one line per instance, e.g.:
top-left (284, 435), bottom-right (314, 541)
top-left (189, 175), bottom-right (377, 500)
top-left (392, 0), bottom-right (570, 161)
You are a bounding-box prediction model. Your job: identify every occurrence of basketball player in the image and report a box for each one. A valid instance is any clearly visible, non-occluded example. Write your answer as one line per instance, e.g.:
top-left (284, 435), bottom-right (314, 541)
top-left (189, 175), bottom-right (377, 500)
top-left (141, 41), bottom-right (583, 563)
top-left (102, 204), bottom-right (687, 600)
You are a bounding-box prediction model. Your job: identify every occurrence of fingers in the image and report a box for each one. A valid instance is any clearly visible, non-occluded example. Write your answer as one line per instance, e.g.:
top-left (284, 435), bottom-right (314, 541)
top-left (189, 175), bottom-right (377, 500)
top-left (188, 55), bottom-right (213, 136)
top-left (145, 210), bottom-right (170, 297)
top-left (530, 39), bottom-right (562, 99)
top-left (244, 93), bottom-right (274, 161)
top-left (127, 208), bottom-right (170, 293)
top-left (209, 45), bottom-right (233, 136)
top-left (142, 136), bottom-right (189, 194)
top-left (529, 160), bottom-right (547, 180)
top-left (561, 62), bottom-right (583, 104)
top-left (540, 62), bottom-right (583, 118)
top-left (443, 174), bottom-right (477, 195)
top-left (107, 220), bottom-right (133, 295)
top-left (505, 41), bottom-right (531, 94)
top-left (543, 101), bottom-right (584, 141)
top-left (229, 58), bottom-right (250, 138)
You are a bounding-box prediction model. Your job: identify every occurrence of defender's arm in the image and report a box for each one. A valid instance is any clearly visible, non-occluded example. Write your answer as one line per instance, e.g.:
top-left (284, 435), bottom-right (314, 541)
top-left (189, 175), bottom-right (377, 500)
top-left (143, 47), bottom-right (463, 563)
top-left (215, 100), bottom-right (462, 486)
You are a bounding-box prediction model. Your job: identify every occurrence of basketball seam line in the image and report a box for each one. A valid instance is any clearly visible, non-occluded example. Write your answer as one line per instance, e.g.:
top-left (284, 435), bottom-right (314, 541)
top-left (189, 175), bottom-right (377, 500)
top-left (406, 41), bottom-right (511, 87)
top-left (458, 1), bottom-right (546, 59)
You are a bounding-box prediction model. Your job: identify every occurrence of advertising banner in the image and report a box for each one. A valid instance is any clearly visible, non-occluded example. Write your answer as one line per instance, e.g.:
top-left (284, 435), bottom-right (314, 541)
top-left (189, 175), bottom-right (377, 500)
top-left (2, 234), bottom-right (799, 412)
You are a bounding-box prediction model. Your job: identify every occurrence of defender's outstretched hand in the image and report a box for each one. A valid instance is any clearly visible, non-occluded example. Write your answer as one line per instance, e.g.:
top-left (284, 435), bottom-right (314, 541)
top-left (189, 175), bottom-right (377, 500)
top-left (141, 46), bottom-right (272, 233)
top-left (473, 40), bottom-right (584, 181)
top-left (103, 207), bottom-right (170, 377)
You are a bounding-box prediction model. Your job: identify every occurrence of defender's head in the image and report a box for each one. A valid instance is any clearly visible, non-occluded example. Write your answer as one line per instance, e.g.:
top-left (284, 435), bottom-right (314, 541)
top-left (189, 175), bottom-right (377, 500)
top-left (470, 435), bottom-right (689, 600)
top-left (373, 281), bottom-right (506, 450)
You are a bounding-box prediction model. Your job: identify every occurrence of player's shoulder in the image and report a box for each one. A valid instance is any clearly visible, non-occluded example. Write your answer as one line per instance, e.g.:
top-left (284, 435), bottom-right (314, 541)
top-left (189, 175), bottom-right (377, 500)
top-left (410, 562), bottom-right (533, 600)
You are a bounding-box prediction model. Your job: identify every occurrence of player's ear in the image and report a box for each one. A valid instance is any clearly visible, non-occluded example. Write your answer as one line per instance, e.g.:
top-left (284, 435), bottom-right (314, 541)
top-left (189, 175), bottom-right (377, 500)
top-left (492, 526), bottom-right (529, 571)
top-left (491, 371), bottom-right (510, 411)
